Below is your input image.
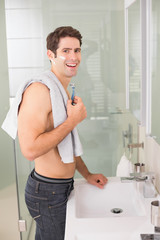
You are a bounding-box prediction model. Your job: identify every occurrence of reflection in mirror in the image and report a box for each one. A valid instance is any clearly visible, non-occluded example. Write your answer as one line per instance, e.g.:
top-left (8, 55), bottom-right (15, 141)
top-left (151, 0), bottom-right (160, 144)
top-left (127, 0), bottom-right (141, 121)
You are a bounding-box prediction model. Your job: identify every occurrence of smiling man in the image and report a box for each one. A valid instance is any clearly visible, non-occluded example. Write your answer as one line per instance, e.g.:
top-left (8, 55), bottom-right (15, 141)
top-left (47, 37), bottom-right (81, 81)
top-left (17, 26), bottom-right (108, 240)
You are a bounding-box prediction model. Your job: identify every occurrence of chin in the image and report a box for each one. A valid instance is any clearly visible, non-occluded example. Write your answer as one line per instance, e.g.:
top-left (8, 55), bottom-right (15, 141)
top-left (67, 72), bottom-right (78, 78)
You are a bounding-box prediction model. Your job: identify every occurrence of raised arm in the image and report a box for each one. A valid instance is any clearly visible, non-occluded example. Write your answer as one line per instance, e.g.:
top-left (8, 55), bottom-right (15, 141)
top-left (18, 82), bottom-right (87, 161)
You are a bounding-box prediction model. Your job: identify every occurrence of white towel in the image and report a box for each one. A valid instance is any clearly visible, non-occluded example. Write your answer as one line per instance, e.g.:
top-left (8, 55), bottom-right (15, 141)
top-left (116, 154), bottom-right (133, 177)
top-left (1, 70), bottom-right (83, 163)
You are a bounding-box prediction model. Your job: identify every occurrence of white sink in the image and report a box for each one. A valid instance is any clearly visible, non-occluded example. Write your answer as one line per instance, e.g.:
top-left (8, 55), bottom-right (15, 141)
top-left (76, 232), bottom-right (139, 240)
top-left (75, 179), bottom-right (146, 218)
top-left (65, 177), bottom-right (157, 240)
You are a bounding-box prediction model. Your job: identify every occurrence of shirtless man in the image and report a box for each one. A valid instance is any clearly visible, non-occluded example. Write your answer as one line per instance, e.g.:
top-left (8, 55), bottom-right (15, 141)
top-left (18, 26), bottom-right (108, 240)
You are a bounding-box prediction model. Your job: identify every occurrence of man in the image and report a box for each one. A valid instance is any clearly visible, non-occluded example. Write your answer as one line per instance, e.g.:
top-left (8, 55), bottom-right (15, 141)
top-left (17, 26), bottom-right (108, 239)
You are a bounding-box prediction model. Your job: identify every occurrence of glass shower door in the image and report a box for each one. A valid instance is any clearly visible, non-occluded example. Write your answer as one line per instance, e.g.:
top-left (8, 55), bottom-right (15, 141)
top-left (41, 0), bottom-right (138, 177)
top-left (14, 138), bottom-right (34, 240)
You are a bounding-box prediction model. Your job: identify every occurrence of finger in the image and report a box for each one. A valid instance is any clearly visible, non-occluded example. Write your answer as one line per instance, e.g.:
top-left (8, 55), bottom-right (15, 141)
top-left (74, 96), bottom-right (82, 102)
top-left (101, 176), bottom-right (108, 183)
top-left (67, 99), bottom-right (72, 105)
top-left (96, 179), bottom-right (104, 186)
top-left (73, 97), bottom-right (78, 104)
top-left (95, 182), bottom-right (104, 189)
top-left (97, 176), bottom-right (108, 185)
top-left (74, 96), bottom-right (79, 100)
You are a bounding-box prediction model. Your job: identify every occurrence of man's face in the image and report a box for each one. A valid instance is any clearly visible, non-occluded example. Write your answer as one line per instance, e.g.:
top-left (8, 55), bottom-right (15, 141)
top-left (51, 37), bottom-right (81, 79)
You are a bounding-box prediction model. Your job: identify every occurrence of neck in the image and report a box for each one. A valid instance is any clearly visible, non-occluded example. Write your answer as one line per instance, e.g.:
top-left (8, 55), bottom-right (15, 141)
top-left (50, 68), bottom-right (71, 90)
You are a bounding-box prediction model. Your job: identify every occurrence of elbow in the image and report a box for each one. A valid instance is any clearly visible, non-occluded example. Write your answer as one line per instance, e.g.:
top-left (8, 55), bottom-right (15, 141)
top-left (26, 154), bottom-right (35, 161)
top-left (21, 146), bottom-right (37, 161)
top-left (18, 135), bottom-right (40, 161)
top-left (22, 151), bottom-right (35, 161)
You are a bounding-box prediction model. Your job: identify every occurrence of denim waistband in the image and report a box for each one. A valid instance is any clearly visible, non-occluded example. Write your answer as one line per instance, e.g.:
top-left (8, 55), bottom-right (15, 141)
top-left (27, 170), bottom-right (74, 193)
top-left (33, 170), bottom-right (73, 184)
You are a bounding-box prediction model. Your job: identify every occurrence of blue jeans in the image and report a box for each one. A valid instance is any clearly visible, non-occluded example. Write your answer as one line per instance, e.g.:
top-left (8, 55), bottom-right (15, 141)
top-left (25, 171), bottom-right (74, 240)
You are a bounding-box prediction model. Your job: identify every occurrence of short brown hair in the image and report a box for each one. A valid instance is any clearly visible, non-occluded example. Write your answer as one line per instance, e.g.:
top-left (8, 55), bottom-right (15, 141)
top-left (46, 26), bottom-right (82, 56)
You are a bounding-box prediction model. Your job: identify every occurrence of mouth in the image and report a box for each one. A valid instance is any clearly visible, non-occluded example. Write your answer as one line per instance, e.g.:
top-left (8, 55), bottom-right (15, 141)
top-left (66, 63), bottom-right (77, 68)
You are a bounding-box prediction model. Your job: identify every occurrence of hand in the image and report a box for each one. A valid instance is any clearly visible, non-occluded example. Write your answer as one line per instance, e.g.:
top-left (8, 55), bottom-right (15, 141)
top-left (67, 96), bottom-right (87, 126)
top-left (86, 173), bottom-right (108, 189)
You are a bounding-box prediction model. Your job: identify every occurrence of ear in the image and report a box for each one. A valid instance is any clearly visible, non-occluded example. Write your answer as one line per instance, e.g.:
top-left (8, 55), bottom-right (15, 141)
top-left (47, 50), bottom-right (55, 61)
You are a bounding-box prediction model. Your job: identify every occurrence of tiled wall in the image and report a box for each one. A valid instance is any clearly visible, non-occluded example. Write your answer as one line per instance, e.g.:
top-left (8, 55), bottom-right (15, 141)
top-left (5, 0), bottom-right (44, 97)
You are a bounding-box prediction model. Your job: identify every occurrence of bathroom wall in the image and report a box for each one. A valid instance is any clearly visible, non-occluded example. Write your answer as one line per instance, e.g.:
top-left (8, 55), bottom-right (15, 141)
top-left (0, 0), bottom-right (20, 239)
top-left (5, 0), bottom-right (44, 97)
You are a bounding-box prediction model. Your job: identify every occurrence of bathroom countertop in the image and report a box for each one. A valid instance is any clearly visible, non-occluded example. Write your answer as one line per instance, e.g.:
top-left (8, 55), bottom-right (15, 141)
top-left (65, 177), bottom-right (159, 240)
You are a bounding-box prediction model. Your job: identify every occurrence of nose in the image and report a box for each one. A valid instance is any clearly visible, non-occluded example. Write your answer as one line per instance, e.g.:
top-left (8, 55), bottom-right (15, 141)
top-left (69, 51), bottom-right (77, 61)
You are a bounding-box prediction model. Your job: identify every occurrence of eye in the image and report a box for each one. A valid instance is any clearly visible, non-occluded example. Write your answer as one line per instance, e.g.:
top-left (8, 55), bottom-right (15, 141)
top-left (63, 49), bottom-right (69, 53)
top-left (75, 48), bottom-right (81, 53)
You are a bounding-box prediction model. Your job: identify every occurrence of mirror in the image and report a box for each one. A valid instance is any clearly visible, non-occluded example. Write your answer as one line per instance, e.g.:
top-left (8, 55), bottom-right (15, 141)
top-left (125, 0), bottom-right (141, 121)
top-left (151, 0), bottom-right (160, 144)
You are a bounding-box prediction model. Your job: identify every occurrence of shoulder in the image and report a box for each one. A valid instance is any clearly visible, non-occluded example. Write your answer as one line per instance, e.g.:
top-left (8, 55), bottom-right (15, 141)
top-left (24, 82), bottom-right (50, 100)
top-left (25, 81), bottom-right (49, 93)
top-left (21, 82), bottom-right (51, 113)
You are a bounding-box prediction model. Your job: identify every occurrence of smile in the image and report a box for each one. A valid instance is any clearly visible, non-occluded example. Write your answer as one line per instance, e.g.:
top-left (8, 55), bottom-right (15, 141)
top-left (66, 63), bottom-right (77, 67)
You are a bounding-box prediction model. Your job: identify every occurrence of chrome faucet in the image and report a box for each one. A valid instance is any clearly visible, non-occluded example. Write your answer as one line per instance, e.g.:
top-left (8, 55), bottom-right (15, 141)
top-left (142, 173), bottom-right (157, 198)
top-left (121, 172), bottom-right (157, 198)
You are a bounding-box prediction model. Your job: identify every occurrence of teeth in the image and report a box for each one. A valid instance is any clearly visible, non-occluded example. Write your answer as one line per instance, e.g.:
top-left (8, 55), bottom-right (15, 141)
top-left (67, 64), bottom-right (76, 67)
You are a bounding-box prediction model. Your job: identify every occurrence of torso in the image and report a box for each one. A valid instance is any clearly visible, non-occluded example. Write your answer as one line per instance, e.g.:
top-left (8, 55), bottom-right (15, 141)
top-left (34, 91), bottom-right (76, 179)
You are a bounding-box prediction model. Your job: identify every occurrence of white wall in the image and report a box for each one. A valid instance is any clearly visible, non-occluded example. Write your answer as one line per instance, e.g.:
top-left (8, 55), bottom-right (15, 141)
top-left (5, 0), bottom-right (44, 97)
